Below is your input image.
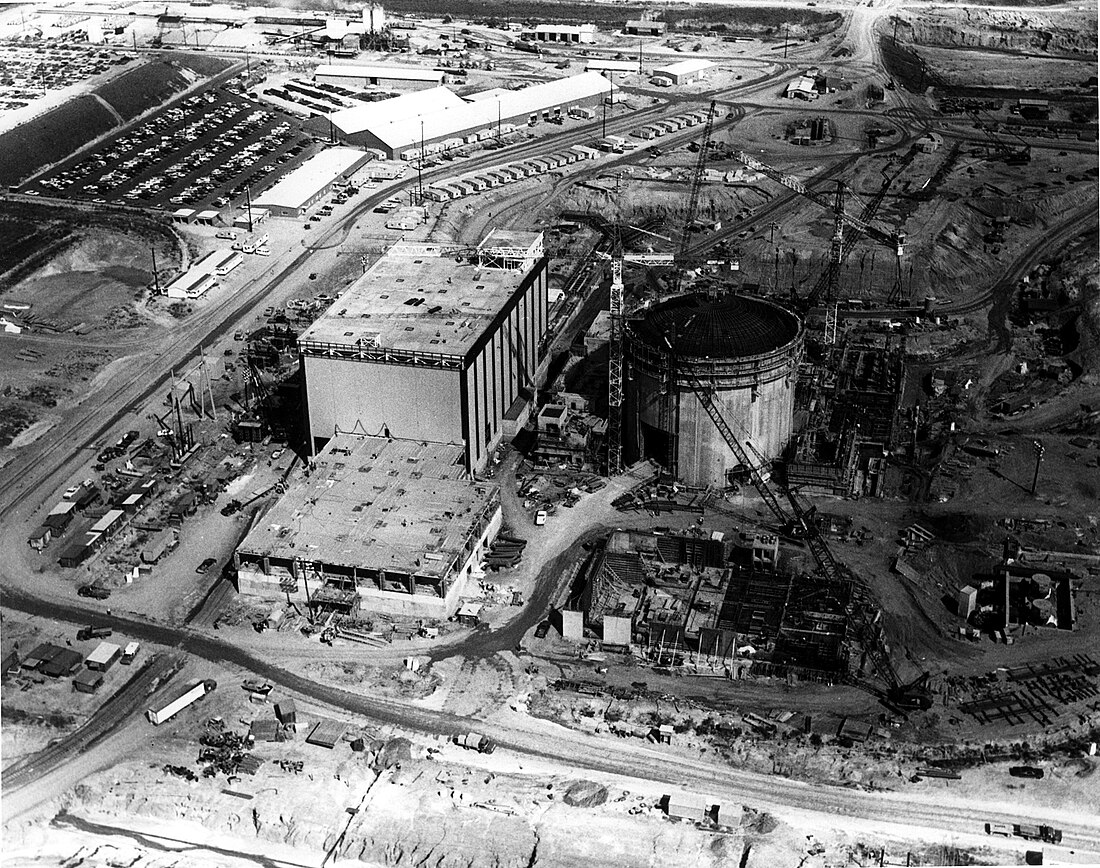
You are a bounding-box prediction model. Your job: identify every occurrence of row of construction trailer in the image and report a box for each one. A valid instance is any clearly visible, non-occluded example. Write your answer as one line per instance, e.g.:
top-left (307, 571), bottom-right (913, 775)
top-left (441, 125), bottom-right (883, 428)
top-left (422, 146), bottom-right (602, 201)
top-left (628, 109), bottom-right (711, 141)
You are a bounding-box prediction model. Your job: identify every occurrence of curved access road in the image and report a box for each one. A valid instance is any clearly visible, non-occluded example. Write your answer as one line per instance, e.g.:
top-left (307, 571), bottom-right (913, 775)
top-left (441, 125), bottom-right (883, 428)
top-left (2, 584), bottom-right (1099, 857)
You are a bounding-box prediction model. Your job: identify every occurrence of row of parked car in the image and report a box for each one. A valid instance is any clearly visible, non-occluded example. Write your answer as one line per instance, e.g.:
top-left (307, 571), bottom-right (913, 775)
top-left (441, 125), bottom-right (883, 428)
top-left (34, 89), bottom-right (304, 212)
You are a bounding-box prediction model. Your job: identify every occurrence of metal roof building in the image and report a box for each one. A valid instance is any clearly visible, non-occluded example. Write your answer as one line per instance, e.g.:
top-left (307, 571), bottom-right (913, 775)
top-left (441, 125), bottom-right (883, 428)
top-left (253, 147), bottom-right (373, 217)
top-left (652, 59), bottom-right (715, 85)
top-left (315, 64), bottom-right (445, 91)
top-left (327, 73), bottom-right (611, 158)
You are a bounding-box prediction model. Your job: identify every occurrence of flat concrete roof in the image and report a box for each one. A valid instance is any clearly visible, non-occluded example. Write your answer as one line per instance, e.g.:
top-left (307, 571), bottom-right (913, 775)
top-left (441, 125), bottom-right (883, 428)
top-left (237, 435), bottom-right (499, 578)
top-left (254, 147), bottom-right (370, 211)
top-left (299, 234), bottom-right (542, 357)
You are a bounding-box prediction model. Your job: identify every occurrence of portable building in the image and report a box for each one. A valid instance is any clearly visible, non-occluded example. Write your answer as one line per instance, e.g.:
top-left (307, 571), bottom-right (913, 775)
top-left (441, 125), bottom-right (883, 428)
top-left (73, 669), bottom-right (105, 693)
top-left (666, 793), bottom-right (707, 821)
top-left (85, 641), bottom-right (122, 672)
top-left (141, 529), bottom-right (175, 565)
top-left (46, 500), bottom-right (77, 531)
top-left (632, 127), bottom-right (657, 140)
top-left (90, 509), bottom-right (125, 537)
top-left (28, 526), bottom-right (52, 551)
top-left (625, 20), bottom-right (666, 36)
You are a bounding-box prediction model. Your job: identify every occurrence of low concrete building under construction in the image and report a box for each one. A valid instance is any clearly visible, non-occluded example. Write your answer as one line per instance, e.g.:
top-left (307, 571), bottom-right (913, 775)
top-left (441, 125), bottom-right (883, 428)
top-left (581, 529), bottom-right (851, 677)
top-left (234, 434), bottom-right (501, 618)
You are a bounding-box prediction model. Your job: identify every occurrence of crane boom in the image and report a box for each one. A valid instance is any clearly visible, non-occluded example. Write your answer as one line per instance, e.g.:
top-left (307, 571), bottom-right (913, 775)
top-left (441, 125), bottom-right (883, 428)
top-left (734, 151), bottom-right (905, 255)
top-left (673, 101), bottom-right (718, 294)
top-left (681, 366), bottom-right (930, 709)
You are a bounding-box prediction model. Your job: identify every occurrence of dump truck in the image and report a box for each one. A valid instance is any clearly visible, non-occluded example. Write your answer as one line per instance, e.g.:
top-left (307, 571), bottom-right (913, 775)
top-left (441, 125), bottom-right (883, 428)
top-left (147, 679), bottom-right (217, 725)
top-left (454, 732), bottom-right (495, 754)
top-left (77, 625), bottom-right (112, 641)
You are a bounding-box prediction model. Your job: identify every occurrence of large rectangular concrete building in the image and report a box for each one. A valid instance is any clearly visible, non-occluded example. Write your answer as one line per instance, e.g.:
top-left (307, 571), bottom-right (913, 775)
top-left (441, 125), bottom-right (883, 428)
top-left (234, 435), bottom-right (501, 617)
top-left (299, 230), bottom-right (548, 471)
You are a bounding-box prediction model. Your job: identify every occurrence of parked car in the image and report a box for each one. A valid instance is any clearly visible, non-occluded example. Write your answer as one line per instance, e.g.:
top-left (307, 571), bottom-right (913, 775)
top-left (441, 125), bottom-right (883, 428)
top-left (534, 620), bottom-right (551, 639)
top-left (196, 557), bottom-right (217, 574)
top-left (78, 585), bottom-right (111, 600)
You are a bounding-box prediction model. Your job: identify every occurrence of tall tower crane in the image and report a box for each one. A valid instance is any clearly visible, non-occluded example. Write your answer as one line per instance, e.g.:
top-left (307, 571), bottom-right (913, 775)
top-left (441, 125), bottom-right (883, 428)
top-left (681, 364), bottom-right (932, 711)
top-left (733, 150), bottom-right (906, 307)
top-left (600, 226), bottom-right (675, 475)
top-left (671, 101), bottom-right (718, 296)
top-left (803, 149), bottom-right (918, 311)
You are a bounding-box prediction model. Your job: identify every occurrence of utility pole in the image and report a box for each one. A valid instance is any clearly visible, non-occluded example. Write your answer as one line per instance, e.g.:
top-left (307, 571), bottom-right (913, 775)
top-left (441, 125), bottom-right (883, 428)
top-left (1030, 439), bottom-right (1044, 495)
top-left (416, 120), bottom-right (425, 203)
top-left (783, 23), bottom-right (789, 58)
top-left (150, 246), bottom-right (160, 295)
top-left (637, 39), bottom-right (643, 74)
top-left (892, 16), bottom-right (900, 45)
top-left (245, 186), bottom-right (254, 233)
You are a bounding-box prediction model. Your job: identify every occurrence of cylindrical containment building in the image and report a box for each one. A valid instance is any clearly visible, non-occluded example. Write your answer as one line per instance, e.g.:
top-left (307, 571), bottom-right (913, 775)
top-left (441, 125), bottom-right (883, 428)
top-left (625, 293), bottom-right (802, 488)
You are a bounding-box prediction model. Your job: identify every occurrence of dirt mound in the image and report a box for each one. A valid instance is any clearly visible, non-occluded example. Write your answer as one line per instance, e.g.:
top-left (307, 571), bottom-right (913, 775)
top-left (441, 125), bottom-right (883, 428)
top-left (563, 780), bottom-right (608, 807)
top-left (374, 737), bottom-right (413, 770)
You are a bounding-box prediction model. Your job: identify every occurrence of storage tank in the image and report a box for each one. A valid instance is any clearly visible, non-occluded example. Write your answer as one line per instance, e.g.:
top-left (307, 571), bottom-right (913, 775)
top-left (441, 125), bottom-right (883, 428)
top-left (624, 292), bottom-right (802, 488)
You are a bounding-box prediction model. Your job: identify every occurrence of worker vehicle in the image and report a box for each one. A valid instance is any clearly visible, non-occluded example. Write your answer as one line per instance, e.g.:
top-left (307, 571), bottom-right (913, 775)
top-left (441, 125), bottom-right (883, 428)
top-left (1009, 766), bottom-right (1044, 779)
top-left (78, 585), bottom-right (111, 600)
top-left (535, 620), bottom-right (551, 639)
top-left (454, 732), bottom-right (495, 754)
top-left (535, 510), bottom-right (547, 526)
top-left (147, 679), bottom-right (217, 726)
top-left (242, 680), bottom-right (273, 695)
top-left (196, 557), bottom-right (217, 574)
top-left (77, 625), bottom-right (113, 641)
top-left (985, 822), bottom-right (1061, 844)
top-left (121, 642), bottom-right (140, 665)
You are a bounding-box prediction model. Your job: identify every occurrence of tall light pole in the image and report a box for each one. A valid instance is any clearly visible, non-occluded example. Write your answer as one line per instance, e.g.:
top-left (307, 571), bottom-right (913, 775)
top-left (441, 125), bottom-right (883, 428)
top-left (1030, 439), bottom-right (1045, 495)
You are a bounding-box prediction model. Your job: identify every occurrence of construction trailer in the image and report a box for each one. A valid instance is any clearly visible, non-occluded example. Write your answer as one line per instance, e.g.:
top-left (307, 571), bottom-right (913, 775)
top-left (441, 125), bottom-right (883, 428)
top-left (73, 669), bottom-right (105, 693)
top-left (147, 679), bottom-right (216, 725)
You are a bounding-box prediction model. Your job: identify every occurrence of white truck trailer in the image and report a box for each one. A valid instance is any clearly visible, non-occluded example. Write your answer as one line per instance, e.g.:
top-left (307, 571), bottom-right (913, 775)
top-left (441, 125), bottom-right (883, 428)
top-left (147, 679), bottom-right (217, 725)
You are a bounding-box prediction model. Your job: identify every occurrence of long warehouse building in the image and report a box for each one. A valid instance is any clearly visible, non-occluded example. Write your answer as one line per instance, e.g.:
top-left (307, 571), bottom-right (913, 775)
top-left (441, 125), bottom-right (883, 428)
top-left (299, 230), bottom-right (549, 471)
top-left (325, 72), bottom-right (612, 159)
top-left (314, 64), bottom-right (445, 91)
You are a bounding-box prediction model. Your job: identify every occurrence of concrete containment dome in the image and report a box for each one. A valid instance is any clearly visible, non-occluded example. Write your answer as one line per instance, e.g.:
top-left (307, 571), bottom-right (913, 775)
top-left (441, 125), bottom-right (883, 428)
top-left (630, 293), bottom-right (800, 361)
top-left (624, 292), bottom-right (803, 488)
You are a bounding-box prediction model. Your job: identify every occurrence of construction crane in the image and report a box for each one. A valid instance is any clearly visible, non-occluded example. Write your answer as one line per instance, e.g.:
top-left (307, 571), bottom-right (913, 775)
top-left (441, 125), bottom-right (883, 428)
top-left (802, 149), bottom-right (917, 311)
top-left (680, 365), bottom-right (932, 711)
top-left (671, 100), bottom-right (718, 296)
top-left (967, 109), bottom-right (1031, 165)
top-left (733, 150), bottom-right (906, 307)
top-left (599, 225), bottom-right (675, 475)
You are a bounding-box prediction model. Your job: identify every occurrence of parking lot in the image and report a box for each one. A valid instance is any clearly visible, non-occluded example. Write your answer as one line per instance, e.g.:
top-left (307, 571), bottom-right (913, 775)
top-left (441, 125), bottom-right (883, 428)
top-left (0, 40), bottom-right (134, 112)
top-left (26, 87), bottom-right (317, 214)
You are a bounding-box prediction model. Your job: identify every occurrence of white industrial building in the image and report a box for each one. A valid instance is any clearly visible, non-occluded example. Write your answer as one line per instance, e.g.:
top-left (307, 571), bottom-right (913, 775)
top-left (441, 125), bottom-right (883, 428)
top-left (299, 230), bottom-right (549, 472)
top-left (625, 20), bottom-right (666, 36)
top-left (253, 147), bottom-right (372, 217)
top-left (193, 249), bottom-right (242, 278)
top-left (324, 73), bottom-right (611, 159)
top-left (164, 269), bottom-right (217, 300)
top-left (314, 64), bottom-right (445, 91)
top-left (532, 24), bottom-right (596, 43)
top-left (786, 76), bottom-right (819, 100)
top-left (652, 59), bottom-right (715, 86)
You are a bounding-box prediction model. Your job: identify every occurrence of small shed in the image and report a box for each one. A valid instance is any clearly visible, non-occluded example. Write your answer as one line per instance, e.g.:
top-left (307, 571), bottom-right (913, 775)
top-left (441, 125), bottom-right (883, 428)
top-left (456, 602), bottom-right (483, 627)
top-left (666, 792), bottom-right (707, 822)
top-left (74, 668), bottom-right (105, 693)
top-left (250, 719), bottom-right (282, 743)
top-left (28, 526), bottom-right (52, 551)
top-left (306, 718), bottom-right (347, 749)
top-left (275, 699), bottom-right (297, 724)
top-left (85, 641), bottom-right (122, 672)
